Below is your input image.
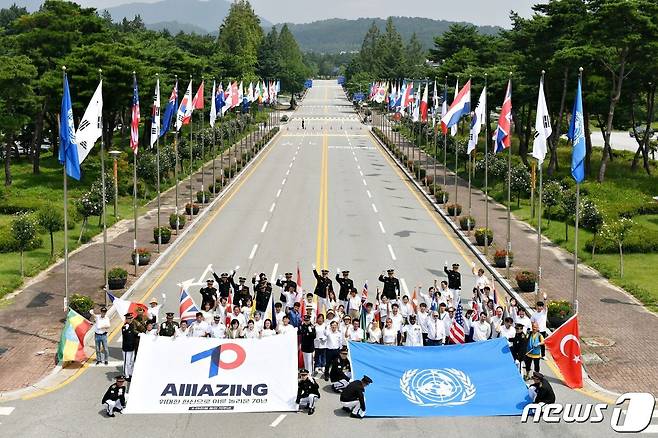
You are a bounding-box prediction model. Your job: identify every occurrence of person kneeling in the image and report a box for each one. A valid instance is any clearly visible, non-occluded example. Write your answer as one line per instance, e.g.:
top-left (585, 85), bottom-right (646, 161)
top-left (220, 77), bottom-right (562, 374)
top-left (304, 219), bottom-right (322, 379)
top-left (102, 375), bottom-right (127, 417)
top-left (328, 346), bottom-right (352, 392)
top-left (296, 368), bottom-right (320, 415)
top-left (340, 375), bottom-right (372, 419)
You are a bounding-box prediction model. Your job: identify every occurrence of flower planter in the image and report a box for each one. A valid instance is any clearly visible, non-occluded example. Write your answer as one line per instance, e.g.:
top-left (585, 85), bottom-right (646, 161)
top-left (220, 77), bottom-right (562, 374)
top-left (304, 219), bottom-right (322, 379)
top-left (515, 271), bottom-right (537, 293)
top-left (474, 228), bottom-right (494, 246)
top-left (493, 250), bottom-right (513, 268)
top-left (108, 277), bottom-right (127, 290)
top-left (548, 315), bottom-right (570, 329)
top-left (185, 203), bottom-right (200, 215)
top-left (196, 191), bottom-right (211, 204)
top-left (169, 214), bottom-right (186, 230)
top-left (459, 216), bottom-right (476, 231)
top-left (132, 253), bottom-right (151, 266)
top-left (153, 227), bottom-right (171, 245)
top-left (435, 191), bottom-right (448, 204)
top-left (446, 203), bottom-right (462, 216)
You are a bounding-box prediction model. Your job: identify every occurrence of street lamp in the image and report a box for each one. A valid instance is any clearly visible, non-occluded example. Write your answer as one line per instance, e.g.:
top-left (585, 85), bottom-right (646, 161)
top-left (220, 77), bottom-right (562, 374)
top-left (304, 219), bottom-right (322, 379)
top-left (108, 150), bottom-right (121, 218)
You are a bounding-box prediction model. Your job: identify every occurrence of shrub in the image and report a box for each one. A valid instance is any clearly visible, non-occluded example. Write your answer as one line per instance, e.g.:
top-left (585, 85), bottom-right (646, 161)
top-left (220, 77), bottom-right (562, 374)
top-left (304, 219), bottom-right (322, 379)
top-left (547, 300), bottom-right (573, 320)
top-left (0, 225), bottom-right (42, 253)
top-left (37, 207), bottom-right (64, 257)
top-left (446, 203), bottom-right (462, 216)
top-left (196, 190), bottom-right (211, 204)
top-left (474, 228), bottom-right (494, 246)
top-left (12, 212), bottom-right (40, 277)
top-left (459, 216), bottom-right (476, 230)
top-left (493, 249), bottom-right (513, 267)
top-left (510, 165), bottom-right (530, 207)
top-left (515, 270), bottom-right (537, 292)
top-left (542, 180), bottom-right (563, 224)
top-left (108, 267), bottom-right (128, 280)
top-left (280, 115), bottom-right (289, 122)
top-left (580, 198), bottom-right (603, 232)
top-left (185, 203), bottom-right (200, 215)
top-left (169, 213), bottom-right (186, 230)
top-left (133, 247), bottom-right (151, 256)
top-left (153, 226), bottom-right (171, 244)
top-left (435, 188), bottom-right (449, 204)
top-left (69, 293), bottom-right (94, 317)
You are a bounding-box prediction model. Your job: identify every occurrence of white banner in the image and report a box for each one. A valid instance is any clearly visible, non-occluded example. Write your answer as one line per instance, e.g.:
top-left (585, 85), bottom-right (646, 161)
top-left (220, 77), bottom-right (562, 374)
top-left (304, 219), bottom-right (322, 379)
top-left (125, 335), bottom-right (298, 414)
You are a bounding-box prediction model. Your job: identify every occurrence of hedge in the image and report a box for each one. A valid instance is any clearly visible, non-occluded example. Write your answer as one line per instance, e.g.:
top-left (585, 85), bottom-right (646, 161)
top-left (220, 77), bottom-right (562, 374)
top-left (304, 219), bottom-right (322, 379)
top-left (585, 225), bottom-right (658, 254)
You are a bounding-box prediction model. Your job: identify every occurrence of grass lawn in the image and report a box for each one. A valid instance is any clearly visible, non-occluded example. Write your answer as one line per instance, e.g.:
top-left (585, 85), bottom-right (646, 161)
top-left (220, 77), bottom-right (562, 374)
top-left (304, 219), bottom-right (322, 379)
top-left (392, 124), bottom-right (658, 311)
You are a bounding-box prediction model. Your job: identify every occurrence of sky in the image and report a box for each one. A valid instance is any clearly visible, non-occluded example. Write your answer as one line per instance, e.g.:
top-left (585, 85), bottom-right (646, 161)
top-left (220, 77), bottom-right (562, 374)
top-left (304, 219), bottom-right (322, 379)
top-left (50, 0), bottom-right (538, 27)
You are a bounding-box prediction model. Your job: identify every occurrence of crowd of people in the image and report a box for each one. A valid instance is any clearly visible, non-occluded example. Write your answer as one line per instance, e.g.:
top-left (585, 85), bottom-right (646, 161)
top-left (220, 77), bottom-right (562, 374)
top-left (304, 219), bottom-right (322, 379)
top-left (97, 262), bottom-right (552, 418)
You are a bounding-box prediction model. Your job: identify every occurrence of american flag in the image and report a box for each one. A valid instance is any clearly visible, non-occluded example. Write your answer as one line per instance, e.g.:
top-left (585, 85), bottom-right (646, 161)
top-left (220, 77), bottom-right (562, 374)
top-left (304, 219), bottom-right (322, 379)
top-left (179, 288), bottom-right (200, 325)
top-left (449, 302), bottom-right (466, 344)
top-left (130, 75), bottom-right (140, 154)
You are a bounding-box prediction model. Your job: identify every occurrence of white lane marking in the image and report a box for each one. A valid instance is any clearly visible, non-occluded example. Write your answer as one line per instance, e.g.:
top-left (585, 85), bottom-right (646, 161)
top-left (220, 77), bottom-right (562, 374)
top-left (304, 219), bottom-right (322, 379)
top-left (359, 170), bottom-right (364, 177)
top-left (92, 360), bottom-right (123, 367)
top-left (270, 263), bottom-right (279, 282)
top-left (400, 278), bottom-right (409, 295)
top-left (371, 203), bottom-right (378, 213)
top-left (366, 190), bottom-right (372, 199)
top-left (282, 178), bottom-right (286, 185)
top-left (197, 264), bottom-right (214, 284)
top-left (357, 165), bottom-right (361, 170)
top-left (293, 156), bottom-right (296, 161)
top-left (261, 221), bottom-right (268, 233)
top-left (0, 407), bottom-right (15, 415)
top-left (378, 221), bottom-right (386, 234)
top-left (362, 179), bottom-right (367, 186)
top-left (286, 169), bottom-right (290, 176)
top-left (248, 244), bottom-right (258, 260)
top-left (276, 189), bottom-right (282, 198)
top-left (289, 162), bottom-right (293, 168)
top-left (270, 202), bottom-right (276, 212)
top-left (354, 157), bottom-right (358, 162)
top-left (387, 244), bottom-right (397, 261)
top-left (270, 414), bottom-right (287, 427)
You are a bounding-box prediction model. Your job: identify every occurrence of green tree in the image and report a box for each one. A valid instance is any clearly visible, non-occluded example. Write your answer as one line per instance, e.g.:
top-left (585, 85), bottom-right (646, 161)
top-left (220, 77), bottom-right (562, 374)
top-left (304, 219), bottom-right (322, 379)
top-left (404, 32), bottom-right (426, 78)
top-left (358, 21), bottom-right (382, 78)
top-left (258, 26), bottom-right (281, 81)
top-left (217, 0), bottom-right (263, 80)
top-left (277, 24), bottom-right (309, 93)
top-left (600, 217), bottom-right (633, 277)
top-left (378, 17), bottom-right (404, 79)
top-left (11, 212), bottom-right (38, 278)
top-left (37, 207), bottom-right (64, 257)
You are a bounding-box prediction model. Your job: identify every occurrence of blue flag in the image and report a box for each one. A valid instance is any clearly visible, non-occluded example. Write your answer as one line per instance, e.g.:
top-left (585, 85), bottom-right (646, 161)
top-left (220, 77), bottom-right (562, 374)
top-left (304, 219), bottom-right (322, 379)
top-left (160, 80), bottom-right (178, 138)
top-left (568, 77), bottom-right (586, 183)
top-left (59, 74), bottom-right (81, 180)
top-left (348, 338), bottom-right (530, 417)
top-left (215, 85), bottom-right (225, 115)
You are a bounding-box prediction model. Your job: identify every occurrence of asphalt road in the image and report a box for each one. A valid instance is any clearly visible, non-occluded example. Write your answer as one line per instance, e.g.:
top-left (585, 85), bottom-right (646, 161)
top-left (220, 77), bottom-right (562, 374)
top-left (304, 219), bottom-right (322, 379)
top-left (0, 81), bottom-right (624, 437)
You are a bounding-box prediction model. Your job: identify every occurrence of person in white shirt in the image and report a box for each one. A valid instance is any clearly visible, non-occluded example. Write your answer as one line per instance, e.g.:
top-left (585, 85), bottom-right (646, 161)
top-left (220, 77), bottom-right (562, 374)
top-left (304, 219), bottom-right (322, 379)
top-left (389, 304), bottom-right (404, 335)
top-left (427, 311), bottom-right (446, 345)
top-left (416, 303), bottom-right (431, 345)
top-left (281, 283), bottom-right (302, 311)
top-left (335, 305), bottom-right (346, 321)
top-left (215, 297), bottom-right (228, 321)
top-left (339, 315), bottom-right (352, 334)
top-left (442, 306), bottom-right (454, 336)
top-left (498, 317), bottom-right (516, 346)
top-left (367, 320), bottom-right (382, 344)
top-left (229, 305), bottom-right (246, 328)
top-left (347, 289), bottom-right (361, 320)
top-left (303, 294), bottom-right (317, 321)
top-left (313, 314), bottom-right (328, 375)
top-left (189, 313), bottom-right (211, 337)
top-left (147, 294), bottom-right (165, 325)
top-left (90, 306), bottom-right (111, 365)
top-left (399, 295), bottom-right (415, 320)
top-left (324, 321), bottom-right (343, 380)
top-left (471, 265), bottom-right (491, 292)
top-left (175, 320), bottom-right (191, 337)
top-left (377, 295), bottom-right (391, 325)
top-left (401, 315), bottom-right (423, 346)
top-left (438, 280), bottom-right (452, 305)
top-left (273, 302), bottom-right (286, 327)
top-left (326, 290), bottom-right (338, 313)
top-left (515, 308), bottom-right (532, 333)
top-left (209, 315), bottom-right (226, 338)
top-left (346, 320), bottom-right (364, 342)
top-left (530, 295), bottom-right (549, 357)
top-left (472, 312), bottom-right (492, 341)
top-left (277, 315), bottom-right (297, 336)
top-left (243, 320), bottom-right (260, 339)
top-left (260, 319), bottom-right (276, 338)
top-left (144, 322), bottom-right (158, 337)
top-left (381, 318), bottom-right (398, 345)
top-left (253, 311), bottom-right (264, 332)
top-left (200, 302), bottom-right (214, 323)
top-left (490, 307), bottom-right (505, 338)
top-left (241, 298), bottom-right (254, 322)
top-left (363, 303), bottom-right (376, 328)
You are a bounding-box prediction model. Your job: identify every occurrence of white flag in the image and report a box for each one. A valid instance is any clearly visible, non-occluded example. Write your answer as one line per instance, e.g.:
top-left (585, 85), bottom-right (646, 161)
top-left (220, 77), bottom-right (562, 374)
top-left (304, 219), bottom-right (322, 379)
top-left (75, 80), bottom-right (103, 164)
top-left (175, 80), bottom-right (193, 132)
top-left (451, 79), bottom-right (459, 137)
top-left (412, 87), bottom-right (420, 122)
top-left (467, 86), bottom-right (487, 155)
top-left (210, 80), bottom-right (217, 128)
top-left (532, 78), bottom-right (552, 164)
top-left (150, 77), bottom-right (160, 148)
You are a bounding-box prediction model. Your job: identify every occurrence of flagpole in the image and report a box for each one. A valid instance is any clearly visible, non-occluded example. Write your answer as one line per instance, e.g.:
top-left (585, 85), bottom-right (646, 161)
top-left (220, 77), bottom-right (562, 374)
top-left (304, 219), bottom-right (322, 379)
top-left (212, 79), bottom-right (216, 196)
top-left (484, 73), bottom-right (490, 256)
top-left (506, 73), bottom-right (513, 279)
top-left (174, 75), bottom-right (180, 235)
top-left (99, 69), bottom-right (108, 303)
top-left (132, 71), bottom-right (138, 277)
top-left (425, 78), bottom-right (430, 185)
top-left (573, 67), bottom-right (583, 309)
top-left (443, 76), bottom-right (448, 204)
top-left (62, 66), bottom-right (69, 311)
top-left (200, 76), bottom-right (205, 197)
top-left (536, 71), bottom-right (546, 298)
top-left (453, 76), bottom-right (462, 219)
top-left (155, 73), bottom-right (161, 253)
top-left (189, 75), bottom-right (193, 218)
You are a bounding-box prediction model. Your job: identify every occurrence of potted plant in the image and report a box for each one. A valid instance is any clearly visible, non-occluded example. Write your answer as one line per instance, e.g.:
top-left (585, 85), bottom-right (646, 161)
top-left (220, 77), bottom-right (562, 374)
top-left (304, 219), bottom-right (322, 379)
top-left (132, 247), bottom-right (151, 266)
top-left (153, 226), bottom-right (171, 245)
top-left (547, 300), bottom-right (574, 328)
top-left (515, 270), bottom-right (537, 293)
top-left (474, 228), bottom-right (494, 246)
top-left (169, 213), bottom-right (186, 230)
top-left (69, 293), bottom-right (94, 319)
top-left (435, 188), bottom-right (449, 204)
top-left (108, 267), bottom-right (128, 290)
top-left (185, 202), bottom-right (200, 215)
top-left (493, 249), bottom-right (513, 268)
top-left (459, 216), bottom-right (476, 231)
top-left (446, 203), bottom-right (462, 216)
top-left (196, 190), bottom-right (211, 204)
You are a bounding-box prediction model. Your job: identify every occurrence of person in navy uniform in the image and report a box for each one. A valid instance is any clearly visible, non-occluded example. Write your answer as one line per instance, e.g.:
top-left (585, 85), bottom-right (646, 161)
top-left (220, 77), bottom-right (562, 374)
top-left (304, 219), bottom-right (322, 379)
top-left (102, 375), bottom-right (127, 417)
top-left (199, 278), bottom-right (218, 309)
top-left (335, 269), bottom-right (354, 307)
top-left (121, 313), bottom-right (139, 380)
top-left (296, 368), bottom-right (320, 415)
top-left (444, 262), bottom-right (462, 302)
top-left (313, 266), bottom-right (334, 309)
top-left (378, 269), bottom-right (400, 300)
top-left (327, 346), bottom-right (352, 392)
top-left (276, 272), bottom-right (298, 292)
top-left (213, 271), bottom-right (233, 299)
top-left (340, 375), bottom-right (373, 418)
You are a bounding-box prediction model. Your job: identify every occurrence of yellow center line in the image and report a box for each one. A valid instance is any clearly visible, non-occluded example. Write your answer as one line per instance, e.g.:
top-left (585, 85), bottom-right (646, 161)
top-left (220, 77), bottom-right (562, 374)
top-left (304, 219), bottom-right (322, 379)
top-left (22, 133), bottom-right (284, 401)
top-left (315, 133), bottom-right (329, 269)
top-left (323, 133), bottom-right (329, 269)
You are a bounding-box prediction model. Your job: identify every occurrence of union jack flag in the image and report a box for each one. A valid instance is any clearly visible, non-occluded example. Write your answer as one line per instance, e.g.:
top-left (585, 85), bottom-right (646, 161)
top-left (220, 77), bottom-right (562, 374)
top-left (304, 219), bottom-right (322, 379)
top-left (130, 75), bottom-right (140, 154)
top-left (494, 79), bottom-right (512, 153)
top-left (179, 288), bottom-right (200, 325)
top-left (449, 302), bottom-right (466, 344)
top-left (361, 281), bottom-right (368, 303)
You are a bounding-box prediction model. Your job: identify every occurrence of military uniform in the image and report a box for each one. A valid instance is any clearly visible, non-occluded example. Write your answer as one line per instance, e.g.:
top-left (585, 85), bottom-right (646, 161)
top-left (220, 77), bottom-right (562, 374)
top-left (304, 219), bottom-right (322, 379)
top-left (296, 371), bottom-right (320, 415)
top-left (327, 349), bottom-right (352, 392)
top-left (199, 283), bottom-right (218, 309)
top-left (275, 275), bottom-right (297, 293)
top-left (313, 270), bottom-right (333, 309)
top-left (378, 271), bottom-right (400, 300)
top-left (335, 271), bottom-right (354, 305)
top-left (158, 316), bottom-right (179, 337)
top-left (255, 280), bottom-right (272, 313)
top-left (444, 264), bottom-right (462, 302)
top-left (102, 377), bottom-right (127, 417)
top-left (121, 315), bottom-right (139, 379)
top-left (213, 272), bottom-right (233, 299)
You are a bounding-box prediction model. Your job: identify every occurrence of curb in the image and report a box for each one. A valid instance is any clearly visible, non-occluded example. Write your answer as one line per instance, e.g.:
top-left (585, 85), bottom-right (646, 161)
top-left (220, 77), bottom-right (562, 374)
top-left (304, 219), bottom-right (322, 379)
top-left (367, 127), bottom-right (622, 401)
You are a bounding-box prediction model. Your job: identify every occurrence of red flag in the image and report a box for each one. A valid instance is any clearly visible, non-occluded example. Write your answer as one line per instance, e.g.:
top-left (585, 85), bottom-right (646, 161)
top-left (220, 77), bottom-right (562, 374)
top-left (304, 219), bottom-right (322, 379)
top-left (130, 76), bottom-right (140, 154)
top-left (411, 289), bottom-right (418, 313)
top-left (192, 81), bottom-right (204, 110)
top-left (420, 83), bottom-right (429, 123)
top-left (544, 314), bottom-right (583, 388)
top-left (296, 264), bottom-right (302, 292)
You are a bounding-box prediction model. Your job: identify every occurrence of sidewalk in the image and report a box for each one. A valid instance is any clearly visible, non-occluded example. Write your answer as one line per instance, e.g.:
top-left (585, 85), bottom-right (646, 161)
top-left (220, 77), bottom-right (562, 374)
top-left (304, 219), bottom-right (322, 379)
top-left (376, 122), bottom-right (658, 396)
top-left (0, 127), bottom-right (275, 392)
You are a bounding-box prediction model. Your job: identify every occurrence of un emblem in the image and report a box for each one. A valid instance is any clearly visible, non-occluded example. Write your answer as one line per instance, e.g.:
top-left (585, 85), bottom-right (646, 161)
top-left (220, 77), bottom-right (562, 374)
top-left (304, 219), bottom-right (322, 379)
top-left (400, 368), bottom-right (476, 407)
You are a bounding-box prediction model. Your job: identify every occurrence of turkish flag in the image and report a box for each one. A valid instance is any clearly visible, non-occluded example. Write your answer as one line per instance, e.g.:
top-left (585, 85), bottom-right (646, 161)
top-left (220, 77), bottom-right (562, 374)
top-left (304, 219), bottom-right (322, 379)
top-left (544, 314), bottom-right (583, 389)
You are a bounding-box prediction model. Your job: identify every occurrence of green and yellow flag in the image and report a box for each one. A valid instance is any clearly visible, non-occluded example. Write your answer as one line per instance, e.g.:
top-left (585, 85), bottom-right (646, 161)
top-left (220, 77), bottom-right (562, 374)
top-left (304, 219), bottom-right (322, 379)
top-left (56, 308), bottom-right (92, 363)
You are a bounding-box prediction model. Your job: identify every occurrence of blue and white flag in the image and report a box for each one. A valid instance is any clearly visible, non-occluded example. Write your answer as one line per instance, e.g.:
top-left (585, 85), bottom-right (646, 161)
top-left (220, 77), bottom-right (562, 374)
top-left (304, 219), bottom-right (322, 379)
top-left (59, 73), bottom-right (81, 180)
top-left (568, 76), bottom-right (586, 183)
top-left (348, 337), bottom-right (530, 417)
